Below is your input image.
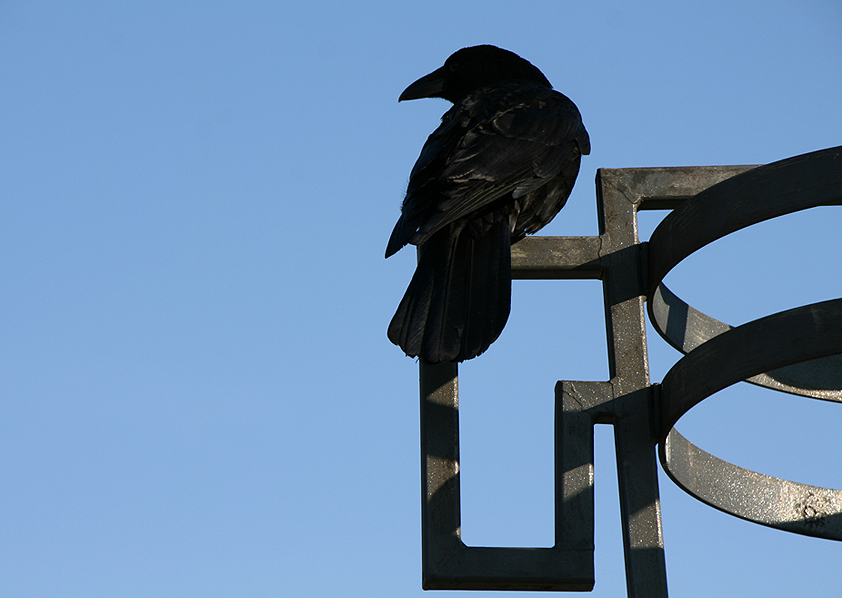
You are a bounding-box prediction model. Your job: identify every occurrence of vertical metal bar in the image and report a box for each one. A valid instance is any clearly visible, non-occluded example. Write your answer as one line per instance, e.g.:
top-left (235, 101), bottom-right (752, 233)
top-left (555, 380), bottom-right (613, 556)
top-left (613, 392), bottom-right (668, 597)
top-left (419, 360), bottom-right (462, 581)
top-left (597, 170), bottom-right (669, 598)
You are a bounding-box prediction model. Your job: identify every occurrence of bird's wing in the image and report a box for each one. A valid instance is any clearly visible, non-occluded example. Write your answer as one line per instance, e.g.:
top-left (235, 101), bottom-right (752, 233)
top-left (384, 109), bottom-right (463, 257)
top-left (409, 84), bottom-right (588, 245)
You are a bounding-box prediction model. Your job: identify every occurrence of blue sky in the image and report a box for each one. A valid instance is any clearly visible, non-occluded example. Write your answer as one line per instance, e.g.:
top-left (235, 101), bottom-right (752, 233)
top-left (1, 1), bottom-right (841, 596)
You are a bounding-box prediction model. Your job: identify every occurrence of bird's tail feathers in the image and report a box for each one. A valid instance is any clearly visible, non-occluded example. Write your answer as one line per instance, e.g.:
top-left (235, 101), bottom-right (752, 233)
top-left (388, 221), bottom-right (511, 363)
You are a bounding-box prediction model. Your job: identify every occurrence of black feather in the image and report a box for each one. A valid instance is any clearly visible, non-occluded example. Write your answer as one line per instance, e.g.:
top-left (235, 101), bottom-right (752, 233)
top-left (387, 45), bottom-right (589, 363)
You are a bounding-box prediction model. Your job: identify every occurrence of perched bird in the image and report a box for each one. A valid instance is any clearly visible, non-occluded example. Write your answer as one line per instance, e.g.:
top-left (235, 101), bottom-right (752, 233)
top-left (386, 45), bottom-right (589, 363)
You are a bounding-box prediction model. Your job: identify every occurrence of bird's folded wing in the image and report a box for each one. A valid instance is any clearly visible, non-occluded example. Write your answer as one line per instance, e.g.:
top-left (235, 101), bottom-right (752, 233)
top-left (411, 88), bottom-right (586, 242)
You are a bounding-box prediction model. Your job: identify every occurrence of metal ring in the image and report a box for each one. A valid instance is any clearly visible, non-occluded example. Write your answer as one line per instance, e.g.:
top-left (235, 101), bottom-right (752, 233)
top-left (645, 145), bottom-right (842, 539)
top-left (651, 283), bottom-right (842, 400)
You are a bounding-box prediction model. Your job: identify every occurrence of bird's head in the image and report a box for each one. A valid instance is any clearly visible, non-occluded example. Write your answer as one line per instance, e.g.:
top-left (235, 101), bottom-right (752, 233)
top-left (399, 45), bottom-right (553, 104)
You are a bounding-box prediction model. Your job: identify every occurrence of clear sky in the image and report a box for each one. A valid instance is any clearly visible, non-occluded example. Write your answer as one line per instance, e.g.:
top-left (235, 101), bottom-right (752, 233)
top-left (1, 1), bottom-right (841, 596)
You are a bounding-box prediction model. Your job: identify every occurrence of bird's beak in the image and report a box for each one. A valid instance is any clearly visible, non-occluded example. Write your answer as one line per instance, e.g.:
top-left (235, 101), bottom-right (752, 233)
top-left (399, 65), bottom-right (447, 102)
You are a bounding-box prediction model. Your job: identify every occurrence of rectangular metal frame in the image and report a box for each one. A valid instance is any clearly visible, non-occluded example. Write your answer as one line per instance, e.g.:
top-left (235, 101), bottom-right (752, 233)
top-left (418, 166), bottom-right (755, 595)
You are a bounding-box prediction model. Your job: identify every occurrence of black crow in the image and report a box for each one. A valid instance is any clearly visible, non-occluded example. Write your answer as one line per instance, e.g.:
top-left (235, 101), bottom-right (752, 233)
top-left (387, 45), bottom-right (589, 363)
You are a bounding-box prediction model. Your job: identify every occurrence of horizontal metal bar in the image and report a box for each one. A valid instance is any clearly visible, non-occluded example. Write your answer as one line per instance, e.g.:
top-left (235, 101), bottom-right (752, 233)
top-left (597, 165), bottom-right (759, 211)
top-left (511, 236), bottom-right (603, 279)
top-left (423, 546), bottom-right (594, 591)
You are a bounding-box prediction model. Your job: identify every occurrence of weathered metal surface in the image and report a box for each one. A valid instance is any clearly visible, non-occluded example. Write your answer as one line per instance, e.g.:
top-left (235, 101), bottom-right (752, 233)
top-left (511, 236), bottom-right (603, 280)
top-left (596, 168), bottom-right (669, 598)
top-left (663, 429), bottom-right (842, 540)
top-left (647, 146), bottom-right (842, 540)
top-left (415, 146), bottom-right (842, 595)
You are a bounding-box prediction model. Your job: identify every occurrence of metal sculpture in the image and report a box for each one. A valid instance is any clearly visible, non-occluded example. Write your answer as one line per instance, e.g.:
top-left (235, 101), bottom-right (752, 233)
top-left (416, 146), bottom-right (842, 595)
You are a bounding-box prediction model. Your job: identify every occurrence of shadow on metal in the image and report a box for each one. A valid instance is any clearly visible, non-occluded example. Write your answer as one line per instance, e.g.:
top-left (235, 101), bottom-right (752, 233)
top-left (420, 361), bottom-right (594, 591)
top-left (415, 145), bottom-right (842, 595)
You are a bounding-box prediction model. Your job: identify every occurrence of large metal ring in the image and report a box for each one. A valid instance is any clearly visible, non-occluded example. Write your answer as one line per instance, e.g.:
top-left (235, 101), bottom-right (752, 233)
top-left (646, 145), bottom-right (842, 539)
